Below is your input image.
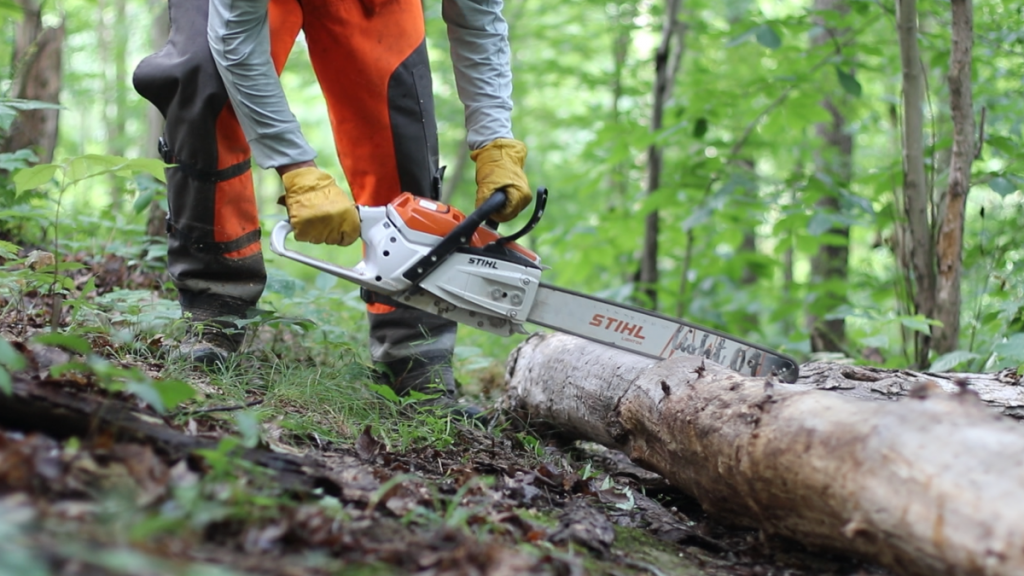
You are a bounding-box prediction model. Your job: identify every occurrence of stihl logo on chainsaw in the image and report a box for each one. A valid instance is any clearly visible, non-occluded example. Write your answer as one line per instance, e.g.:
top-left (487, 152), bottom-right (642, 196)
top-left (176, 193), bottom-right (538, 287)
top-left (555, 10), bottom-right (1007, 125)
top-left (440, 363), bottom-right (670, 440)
top-left (467, 257), bottom-right (498, 269)
top-left (589, 314), bottom-right (646, 341)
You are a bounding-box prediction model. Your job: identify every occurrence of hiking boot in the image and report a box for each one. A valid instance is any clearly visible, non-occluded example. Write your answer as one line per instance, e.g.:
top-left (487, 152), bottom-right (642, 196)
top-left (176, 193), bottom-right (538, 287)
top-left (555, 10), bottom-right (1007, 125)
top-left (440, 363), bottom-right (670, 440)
top-left (367, 306), bottom-right (486, 422)
top-left (371, 352), bottom-right (486, 422)
top-left (168, 312), bottom-right (246, 367)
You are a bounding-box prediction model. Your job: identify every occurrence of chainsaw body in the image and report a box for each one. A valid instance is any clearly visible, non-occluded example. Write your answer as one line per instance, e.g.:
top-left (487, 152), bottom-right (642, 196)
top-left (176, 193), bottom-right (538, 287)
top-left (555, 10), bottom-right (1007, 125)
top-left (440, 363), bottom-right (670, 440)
top-left (271, 192), bottom-right (543, 337)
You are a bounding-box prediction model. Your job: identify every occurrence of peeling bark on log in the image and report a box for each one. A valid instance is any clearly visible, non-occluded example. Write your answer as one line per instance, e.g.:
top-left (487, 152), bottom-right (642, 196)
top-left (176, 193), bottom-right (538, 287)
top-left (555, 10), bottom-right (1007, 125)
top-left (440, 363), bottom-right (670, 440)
top-left (504, 333), bottom-right (1024, 576)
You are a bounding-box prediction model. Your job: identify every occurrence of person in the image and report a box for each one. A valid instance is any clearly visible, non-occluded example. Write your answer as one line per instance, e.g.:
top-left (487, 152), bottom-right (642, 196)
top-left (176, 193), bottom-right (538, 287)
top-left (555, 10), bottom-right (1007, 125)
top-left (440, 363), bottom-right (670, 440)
top-left (132, 0), bottom-right (532, 413)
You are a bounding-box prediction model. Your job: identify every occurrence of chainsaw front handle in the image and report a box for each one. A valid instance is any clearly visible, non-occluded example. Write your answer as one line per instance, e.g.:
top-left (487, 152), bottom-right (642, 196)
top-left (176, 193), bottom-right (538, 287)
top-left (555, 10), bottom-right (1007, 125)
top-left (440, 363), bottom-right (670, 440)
top-left (269, 219), bottom-right (374, 287)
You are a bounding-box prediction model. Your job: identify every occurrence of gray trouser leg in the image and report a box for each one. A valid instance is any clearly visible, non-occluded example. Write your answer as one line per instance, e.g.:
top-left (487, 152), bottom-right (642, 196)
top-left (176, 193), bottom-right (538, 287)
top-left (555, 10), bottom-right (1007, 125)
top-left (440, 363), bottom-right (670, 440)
top-left (368, 308), bottom-right (458, 397)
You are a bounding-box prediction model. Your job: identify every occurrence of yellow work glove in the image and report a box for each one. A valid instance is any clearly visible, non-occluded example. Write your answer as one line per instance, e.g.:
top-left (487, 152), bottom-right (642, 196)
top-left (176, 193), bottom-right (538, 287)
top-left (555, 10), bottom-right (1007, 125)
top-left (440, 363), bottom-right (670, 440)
top-left (280, 167), bottom-right (360, 246)
top-left (469, 138), bottom-right (532, 223)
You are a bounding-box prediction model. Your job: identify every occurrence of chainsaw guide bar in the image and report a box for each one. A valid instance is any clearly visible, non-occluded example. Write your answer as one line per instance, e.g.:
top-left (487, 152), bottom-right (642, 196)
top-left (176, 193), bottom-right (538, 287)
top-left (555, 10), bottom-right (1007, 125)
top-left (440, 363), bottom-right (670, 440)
top-left (529, 283), bottom-right (799, 383)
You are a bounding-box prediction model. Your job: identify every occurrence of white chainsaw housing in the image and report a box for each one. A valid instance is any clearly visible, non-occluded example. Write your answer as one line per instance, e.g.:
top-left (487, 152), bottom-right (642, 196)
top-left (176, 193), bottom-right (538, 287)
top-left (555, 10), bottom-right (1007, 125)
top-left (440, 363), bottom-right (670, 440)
top-left (402, 252), bottom-right (541, 335)
top-left (270, 202), bottom-right (541, 336)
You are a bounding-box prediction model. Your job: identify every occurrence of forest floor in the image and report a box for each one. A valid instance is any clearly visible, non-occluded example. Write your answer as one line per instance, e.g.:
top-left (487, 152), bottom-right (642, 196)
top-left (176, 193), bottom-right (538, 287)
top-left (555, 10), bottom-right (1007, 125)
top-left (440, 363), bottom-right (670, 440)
top-left (0, 251), bottom-right (891, 576)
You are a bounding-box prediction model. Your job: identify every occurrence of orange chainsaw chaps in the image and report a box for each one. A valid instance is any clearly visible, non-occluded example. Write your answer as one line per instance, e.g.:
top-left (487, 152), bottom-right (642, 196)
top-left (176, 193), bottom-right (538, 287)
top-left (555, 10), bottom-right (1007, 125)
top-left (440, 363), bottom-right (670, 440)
top-left (298, 0), bottom-right (432, 207)
top-left (388, 193), bottom-right (540, 264)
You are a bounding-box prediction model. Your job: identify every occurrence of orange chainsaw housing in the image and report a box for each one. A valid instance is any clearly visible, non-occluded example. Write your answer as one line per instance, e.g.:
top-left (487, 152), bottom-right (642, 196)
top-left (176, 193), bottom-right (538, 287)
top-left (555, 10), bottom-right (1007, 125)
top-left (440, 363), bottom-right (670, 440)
top-left (389, 193), bottom-right (540, 264)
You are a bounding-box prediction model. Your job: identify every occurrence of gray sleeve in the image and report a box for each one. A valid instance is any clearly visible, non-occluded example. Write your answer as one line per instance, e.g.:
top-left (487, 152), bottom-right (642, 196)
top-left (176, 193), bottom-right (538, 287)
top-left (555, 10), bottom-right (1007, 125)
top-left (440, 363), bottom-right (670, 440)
top-left (442, 0), bottom-right (514, 151)
top-left (207, 0), bottom-right (315, 169)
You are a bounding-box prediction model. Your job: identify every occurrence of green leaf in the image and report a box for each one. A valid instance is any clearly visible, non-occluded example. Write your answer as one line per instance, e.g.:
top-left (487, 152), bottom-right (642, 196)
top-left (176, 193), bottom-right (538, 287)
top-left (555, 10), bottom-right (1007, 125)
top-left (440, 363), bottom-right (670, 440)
top-left (929, 351), bottom-right (980, 372)
top-left (858, 335), bottom-right (889, 348)
top-left (0, 103), bottom-right (14, 132)
top-left (235, 411), bottom-right (261, 449)
top-left (988, 176), bottom-right (1017, 197)
top-left (755, 25), bottom-right (782, 49)
top-left (994, 334), bottom-right (1024, 362)
top-left (260, 316), bottom-right (317, 333)
top-left (0, 339), bottom-right (26, 372)
top-left (725, 27), bottom-right (758, 48)
top-left (681, 205), bottom-right (713, 232)
top-left (265, 273), bottom-right (303, 298)
top-left (31, 333), bottom-right (92, 355)
top-left (899, 315), bottom-right (941, 335)
top-left (132, 188), bottom-right (156, 215)
top-left (0, 367), bottom-right (10, 395)
top-left (314, 272), bottom-right (338, 291)
top-left (985, 135), bottom-right (1019, 157)
top-left (152, 379), bottom-right (196, 410)
top-left (794, 235), bottom-right (822, 254)
top-left (119, 158), bottom-right (168, 183)
top-left (367, 382), bottom-right (401, 403)
top-left (125, 381), bottom-right (167, 413)
top-left (66, 154), bottom-right (126, 183)
top-left (835, 66), bottom-right (862, 97)
top-left (80, 276), bottom-right (97, 299)
top-left (0, 240), bottom-right (21, 260)
top-left (62, 154), bottom-right (168, 186)
top-left (637, 187), bottom-right (679, 215)
top-left (0, 2), bottom-right (24, 22)
top-left (3, 98), bottom-right (62, 112)
top-left (50, 361), bottom-right (92, 378)
top-left (13, 164), bottom-right (59, 193)
top-left (0, 99), bottom-right (60, 132)
top-left (692, 117), bottom-right (708, 139)
top-left (807, 212), bottom-right (837, 236)
top-left (0, 149), bottom-right (38, 172)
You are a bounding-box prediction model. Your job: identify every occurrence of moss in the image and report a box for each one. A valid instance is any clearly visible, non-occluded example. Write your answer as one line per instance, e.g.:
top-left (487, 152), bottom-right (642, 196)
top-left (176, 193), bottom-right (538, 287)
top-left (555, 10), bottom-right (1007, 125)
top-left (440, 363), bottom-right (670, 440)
top-left (607, 525), bottom-right (707, 576)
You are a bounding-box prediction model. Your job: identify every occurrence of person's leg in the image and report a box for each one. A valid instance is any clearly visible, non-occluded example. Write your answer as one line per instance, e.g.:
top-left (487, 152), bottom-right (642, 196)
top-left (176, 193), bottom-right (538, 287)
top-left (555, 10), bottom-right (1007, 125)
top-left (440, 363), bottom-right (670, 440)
top-left (132, 0), bottom-right (302, 364)
top-left (302, 0), bottom-right (463, 402)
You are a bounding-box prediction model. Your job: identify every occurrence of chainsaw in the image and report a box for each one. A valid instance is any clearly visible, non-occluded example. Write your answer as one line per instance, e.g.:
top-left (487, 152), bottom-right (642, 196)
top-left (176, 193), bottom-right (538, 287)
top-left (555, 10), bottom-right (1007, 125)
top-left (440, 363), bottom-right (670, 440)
top-left (269, 188), bottom-right (800, 383)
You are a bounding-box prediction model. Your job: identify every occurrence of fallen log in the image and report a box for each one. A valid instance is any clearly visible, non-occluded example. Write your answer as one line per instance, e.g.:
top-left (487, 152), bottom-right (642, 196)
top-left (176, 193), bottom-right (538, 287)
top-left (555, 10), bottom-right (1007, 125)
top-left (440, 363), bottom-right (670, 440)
top-left (0, 375), bottom-right (378, 499)
top-left (504, 332), bottom-right (1024, 576)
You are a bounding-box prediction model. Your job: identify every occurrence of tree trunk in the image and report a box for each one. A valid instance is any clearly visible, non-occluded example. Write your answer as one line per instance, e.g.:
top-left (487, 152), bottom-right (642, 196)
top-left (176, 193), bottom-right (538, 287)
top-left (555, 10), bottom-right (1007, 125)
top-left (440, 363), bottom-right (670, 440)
top-left (98, 0), bottom-right (120, 211)
top-left (113, 0), bottom-right (128, 158)
top-left (638, 0), bottom-right (684, 310)
top-left (1, 0), bottom-right (63, 164)
top-left (505, 332), bottom-right (1024, 576)
top-left (807, 0), bottom-right (852, 354)
top-left (896, 0), bottom-right (936, 367)
top-left (606, 3), bottom-right (635, 208)
top-left (933, 0), bottom-right (974, 354)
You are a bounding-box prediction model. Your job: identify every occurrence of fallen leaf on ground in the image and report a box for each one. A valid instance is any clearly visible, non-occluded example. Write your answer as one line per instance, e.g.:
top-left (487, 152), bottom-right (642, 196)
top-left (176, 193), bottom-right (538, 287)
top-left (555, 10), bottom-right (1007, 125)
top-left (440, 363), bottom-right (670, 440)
top-left (355, 425), bottom-right (383, 462)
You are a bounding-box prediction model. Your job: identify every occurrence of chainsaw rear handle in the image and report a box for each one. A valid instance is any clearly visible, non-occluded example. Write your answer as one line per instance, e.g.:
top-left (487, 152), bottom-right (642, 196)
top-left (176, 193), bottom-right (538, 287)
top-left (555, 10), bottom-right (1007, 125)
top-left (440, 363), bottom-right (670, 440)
top-left (269, 219), bottom-right (372, 286)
